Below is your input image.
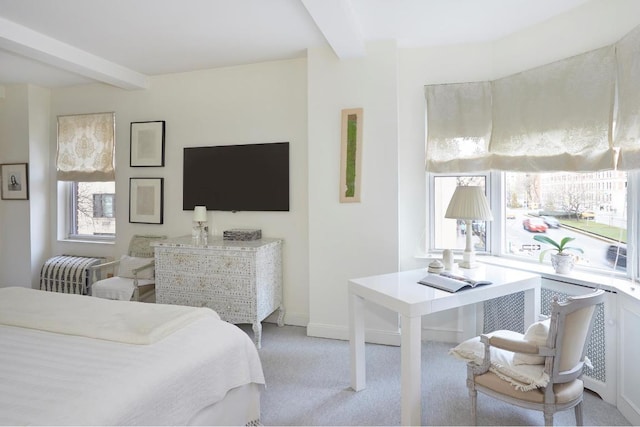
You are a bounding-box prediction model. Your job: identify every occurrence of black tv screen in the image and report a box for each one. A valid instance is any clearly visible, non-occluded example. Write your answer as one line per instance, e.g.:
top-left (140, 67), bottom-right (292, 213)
top-left (183, 142), bottom-right (289, 212)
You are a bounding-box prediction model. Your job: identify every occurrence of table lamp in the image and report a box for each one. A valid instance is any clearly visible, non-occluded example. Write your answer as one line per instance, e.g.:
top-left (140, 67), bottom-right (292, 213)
top-left (444, 186), bottom-right (493, 268)
top-left (193, 205), bottom-right (208, 244)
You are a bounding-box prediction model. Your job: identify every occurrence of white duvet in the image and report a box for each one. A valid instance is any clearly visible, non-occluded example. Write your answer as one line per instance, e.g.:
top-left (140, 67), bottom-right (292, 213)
top-left (0, 288), bottom-right (265, 426)
top-left (0, 286), bottom-right (216, 344)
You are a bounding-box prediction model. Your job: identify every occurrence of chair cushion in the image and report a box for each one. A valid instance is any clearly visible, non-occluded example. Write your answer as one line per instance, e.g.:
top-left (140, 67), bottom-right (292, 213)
top-left (92, 276), bottom-right (155, 301)
top-left (513, 318), bottom-right (551, 365)
top-left (450, 330), bottom-right (549, 391)
top-left (118, 255), bottom-right (154, 279)
top-left (475, 371), bottom-right (583, 404)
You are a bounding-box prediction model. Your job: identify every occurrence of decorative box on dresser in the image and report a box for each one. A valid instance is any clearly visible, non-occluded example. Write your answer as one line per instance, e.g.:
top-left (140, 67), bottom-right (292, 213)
top-left (151, 236), bottom-right (284, 348)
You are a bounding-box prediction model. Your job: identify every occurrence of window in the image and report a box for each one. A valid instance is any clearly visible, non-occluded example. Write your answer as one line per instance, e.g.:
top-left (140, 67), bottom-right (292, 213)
top-left (430, 174), bottom-right (490, 253)
top-left (71, 182), bottom-right (116, 237)
top-left (504, 171), bottom-right (627, 272)
top-left (57, 112), bottom-right (116, 241)
top-left (93, 192), bottom-right (115, 218)
top-left (428, 171), bottom-right (630, 275)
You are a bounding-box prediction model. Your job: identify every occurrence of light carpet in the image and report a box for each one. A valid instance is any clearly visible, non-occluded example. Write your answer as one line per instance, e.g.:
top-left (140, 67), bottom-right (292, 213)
top-left (249, 323), bottom-right (629, 426)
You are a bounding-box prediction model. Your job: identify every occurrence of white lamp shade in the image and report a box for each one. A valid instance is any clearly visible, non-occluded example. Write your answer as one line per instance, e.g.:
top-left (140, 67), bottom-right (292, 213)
top-left (193, 206), bottom-right (208, 222)
top-left (445, 186), bottom-right (493, 221)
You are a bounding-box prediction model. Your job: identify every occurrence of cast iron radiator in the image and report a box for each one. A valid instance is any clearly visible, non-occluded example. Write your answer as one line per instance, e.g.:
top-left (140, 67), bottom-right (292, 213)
top-left (40, 255), bottom-right (105, 295)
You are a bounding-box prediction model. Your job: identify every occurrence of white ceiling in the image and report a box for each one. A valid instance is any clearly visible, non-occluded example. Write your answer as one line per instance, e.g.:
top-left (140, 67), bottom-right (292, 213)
top-left (0, 0), bottom-right (590, 89)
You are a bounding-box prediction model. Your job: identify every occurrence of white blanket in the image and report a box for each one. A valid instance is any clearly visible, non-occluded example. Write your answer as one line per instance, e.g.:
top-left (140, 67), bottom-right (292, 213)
top-left (0, 287), bottom-right (217, 344)
top-left (0, 291), bottom-right (265, 425)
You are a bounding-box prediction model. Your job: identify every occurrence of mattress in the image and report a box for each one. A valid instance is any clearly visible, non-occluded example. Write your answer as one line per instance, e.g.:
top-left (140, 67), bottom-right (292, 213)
top-left (0, 288), bottom-right (265, 426)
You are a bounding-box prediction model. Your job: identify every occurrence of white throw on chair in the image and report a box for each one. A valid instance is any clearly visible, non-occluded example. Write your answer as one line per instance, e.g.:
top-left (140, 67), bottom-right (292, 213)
top-left (90, 235), bottom-right (166, 301)
top-left (450, 289), bottom-right (605, 426)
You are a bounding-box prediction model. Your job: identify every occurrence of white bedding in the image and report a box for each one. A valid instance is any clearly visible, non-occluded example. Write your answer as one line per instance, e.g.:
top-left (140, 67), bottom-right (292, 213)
top-left (0, 289), bottom-right (265, 426)
top-left (0, 286), bottom-right (215, 344)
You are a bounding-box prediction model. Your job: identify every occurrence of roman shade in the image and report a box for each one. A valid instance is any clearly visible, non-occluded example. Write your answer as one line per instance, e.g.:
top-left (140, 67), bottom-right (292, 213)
top-left (490, 46), bottom-right (616, 172)
top-left (614, 25), bottom-right (640, 170)
top-left (57, 112), bottom-right (115, 181)
top-left (425, 82), bottom-right (492, 172)
top-left (424, 30), bottom-right (640, 173)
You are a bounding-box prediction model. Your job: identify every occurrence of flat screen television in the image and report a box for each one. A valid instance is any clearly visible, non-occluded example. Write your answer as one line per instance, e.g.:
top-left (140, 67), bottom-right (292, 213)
top-left (183, 142), bottom-right (289, 212)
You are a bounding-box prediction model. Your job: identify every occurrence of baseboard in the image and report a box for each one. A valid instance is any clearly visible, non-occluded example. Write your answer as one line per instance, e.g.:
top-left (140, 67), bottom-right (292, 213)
top-left (421, 326), bottom-right (460, 343)
top-left (617, 396), bottom-right (640, 426)
top-left (264, 311), bottom-right (308, 327)
top-left (306, 322), bottom-right (401, 346)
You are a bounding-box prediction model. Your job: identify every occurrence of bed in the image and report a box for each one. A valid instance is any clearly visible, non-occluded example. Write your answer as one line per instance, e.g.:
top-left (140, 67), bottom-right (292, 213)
top-left (0, 286), bottom-right (265, 426)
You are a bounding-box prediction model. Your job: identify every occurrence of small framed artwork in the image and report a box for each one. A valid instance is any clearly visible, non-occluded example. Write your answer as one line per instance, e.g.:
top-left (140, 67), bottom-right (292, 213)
top-left (130, 121), bottom-right (165, 167)
top-left (339, 108), bottom-right (363, 203)
top-left (129, 178), bottom-right (164, 224)
top-left (1, 163), bottom-right (29, 200)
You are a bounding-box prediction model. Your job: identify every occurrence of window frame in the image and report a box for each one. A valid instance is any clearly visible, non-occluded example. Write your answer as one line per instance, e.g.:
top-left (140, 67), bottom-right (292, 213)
top-left (427, 170), bottom-right (638, 281)
top-left (428, 172), bottom-right (493, 255)
top-left (63, 181), bottom-right (116, 242)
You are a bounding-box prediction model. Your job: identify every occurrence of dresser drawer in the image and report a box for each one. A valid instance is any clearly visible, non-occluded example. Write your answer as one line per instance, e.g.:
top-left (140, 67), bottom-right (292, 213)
top-left (157, 289), bottom-right (255, 323)
top-left (156, 249), bottom-right (255, 276)
top-left (156, 271), bottom-right (256, 296)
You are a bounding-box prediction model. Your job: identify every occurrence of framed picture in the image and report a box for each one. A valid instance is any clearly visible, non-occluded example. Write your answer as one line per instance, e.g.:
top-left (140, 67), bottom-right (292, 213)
top-left (339, 108), bottom-right (363, 203)
top-left (129, 178), bottom-right (164, 224)
top-left (1, 163), bottom-right (29, 200)
top-left (130, 121), bottom-right (165, 167)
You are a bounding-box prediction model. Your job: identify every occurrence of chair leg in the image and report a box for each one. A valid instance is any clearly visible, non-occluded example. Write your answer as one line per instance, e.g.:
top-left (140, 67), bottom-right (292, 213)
top-left (468, 381), bottom-right (478, 426)
top-left (574, 401), bottom-right (584, 426)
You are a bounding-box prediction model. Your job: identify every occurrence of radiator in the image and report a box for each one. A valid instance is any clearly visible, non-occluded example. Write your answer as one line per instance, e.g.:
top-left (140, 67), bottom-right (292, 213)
top-left (40, 255), bottom-right (105, 295)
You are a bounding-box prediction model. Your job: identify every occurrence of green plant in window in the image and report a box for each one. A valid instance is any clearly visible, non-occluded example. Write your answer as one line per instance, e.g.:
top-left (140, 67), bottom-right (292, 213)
top-left (533, 235), bottom-right (583, 262)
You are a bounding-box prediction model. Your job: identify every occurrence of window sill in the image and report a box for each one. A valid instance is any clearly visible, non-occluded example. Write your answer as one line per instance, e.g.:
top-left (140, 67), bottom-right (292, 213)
top-left (58, 238), bottom-right (114, 245)
top-left (477, 255), bottom-right (639, 300)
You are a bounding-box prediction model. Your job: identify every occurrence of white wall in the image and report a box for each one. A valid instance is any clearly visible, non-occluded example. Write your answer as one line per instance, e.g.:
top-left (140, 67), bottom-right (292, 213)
top-left (306, 41), bottom-right (401, 343)
top-left (48, 59), bottom-right (310, 325)
top-left (0, 85), bottom-right (43, 288)
top-left (27, 85), bottom-right (51, 288)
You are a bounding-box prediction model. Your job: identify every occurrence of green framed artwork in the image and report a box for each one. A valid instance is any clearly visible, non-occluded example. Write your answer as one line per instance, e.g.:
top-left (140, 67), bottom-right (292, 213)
top-left (340, 108), bottom-right (363, 203)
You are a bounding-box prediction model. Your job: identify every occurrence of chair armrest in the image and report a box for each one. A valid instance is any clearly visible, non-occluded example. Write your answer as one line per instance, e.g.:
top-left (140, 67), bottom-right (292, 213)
top-left (89, 260), bottom-right (120, 271)
top-left (486, 333), bottom-right (539, 354)
top-left (132, 260), bottom-right (154, 275)
top-left (132, 260), bottom-right (155, 288)
top-left (89, 260), bottom-right (120, 283)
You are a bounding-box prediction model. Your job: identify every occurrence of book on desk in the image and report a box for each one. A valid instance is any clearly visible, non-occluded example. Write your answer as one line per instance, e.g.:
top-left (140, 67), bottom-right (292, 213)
top-left (418, 271), bottom-right (492, 293)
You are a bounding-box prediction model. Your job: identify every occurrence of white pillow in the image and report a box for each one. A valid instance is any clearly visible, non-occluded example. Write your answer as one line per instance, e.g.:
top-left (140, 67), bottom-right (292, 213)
top-left (118, 255), bottom-right (154, 279)
top-left (449, 330), bottom-right (549, 391)
top-left (513, 318), bottom-right (550, 365)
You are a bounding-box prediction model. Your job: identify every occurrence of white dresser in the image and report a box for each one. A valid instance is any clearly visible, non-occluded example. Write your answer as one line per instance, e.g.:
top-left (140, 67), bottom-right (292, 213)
top-left (152, 236), bottom-right (284, 348)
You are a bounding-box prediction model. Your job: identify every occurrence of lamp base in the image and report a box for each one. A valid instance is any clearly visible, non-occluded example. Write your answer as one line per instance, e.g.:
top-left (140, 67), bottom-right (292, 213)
top-left (459, 250), bottom-right (479, 269)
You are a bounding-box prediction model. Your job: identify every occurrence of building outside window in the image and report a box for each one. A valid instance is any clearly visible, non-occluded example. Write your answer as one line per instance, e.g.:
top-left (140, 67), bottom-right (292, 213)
top-left (70, 182), bottom-right (115, 237)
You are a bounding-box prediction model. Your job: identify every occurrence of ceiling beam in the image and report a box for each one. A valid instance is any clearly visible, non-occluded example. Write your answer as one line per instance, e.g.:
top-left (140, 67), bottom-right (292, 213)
top-left (301, 0), bottom-right (366, 59)
top-left (0, 16), bottom-right (149, 90)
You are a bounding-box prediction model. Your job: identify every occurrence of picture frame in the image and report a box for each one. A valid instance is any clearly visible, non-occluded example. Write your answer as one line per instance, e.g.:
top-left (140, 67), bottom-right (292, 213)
top-left (1, 163), bottom-right (29, 200)
top-left (130, 121), bottom-right (165, 167)
top-left (339, 108), bottom-right (363, 203)
top-left (129, 178), bottom-right (164, 224)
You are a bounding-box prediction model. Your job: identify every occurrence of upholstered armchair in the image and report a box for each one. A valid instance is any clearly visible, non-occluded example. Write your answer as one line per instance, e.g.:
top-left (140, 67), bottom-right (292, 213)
top-left (90, 235), bottom-right (166, 302)
top-left (451, 290), bottom-right (604, 426)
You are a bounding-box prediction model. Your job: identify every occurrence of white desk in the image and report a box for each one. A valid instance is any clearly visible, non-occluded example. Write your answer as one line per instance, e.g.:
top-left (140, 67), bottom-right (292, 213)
top-left (348, 263), bottom-right (541, 426)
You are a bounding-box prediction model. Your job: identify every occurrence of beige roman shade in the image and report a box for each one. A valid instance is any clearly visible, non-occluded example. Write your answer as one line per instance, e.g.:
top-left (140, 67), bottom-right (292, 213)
top-left (490, 46), bottom-right (616, 172)
top-left (614, 25), bottom-right (640, 170)
top-left (425, 82), bottom-right (492, 173)
top-left (425, 42), bottom-right (619, 173)
top-left (57, 112), bottom-right (115, 181)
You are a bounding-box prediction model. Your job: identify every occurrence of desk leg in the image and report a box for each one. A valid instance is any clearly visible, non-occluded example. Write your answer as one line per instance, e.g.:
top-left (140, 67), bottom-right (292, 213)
top-left (401, 314), bottom-right (422, 426)
top-left (349, 291), bottom-right (366, 391)
top-left (523, 286), bottom-right (541, 327)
